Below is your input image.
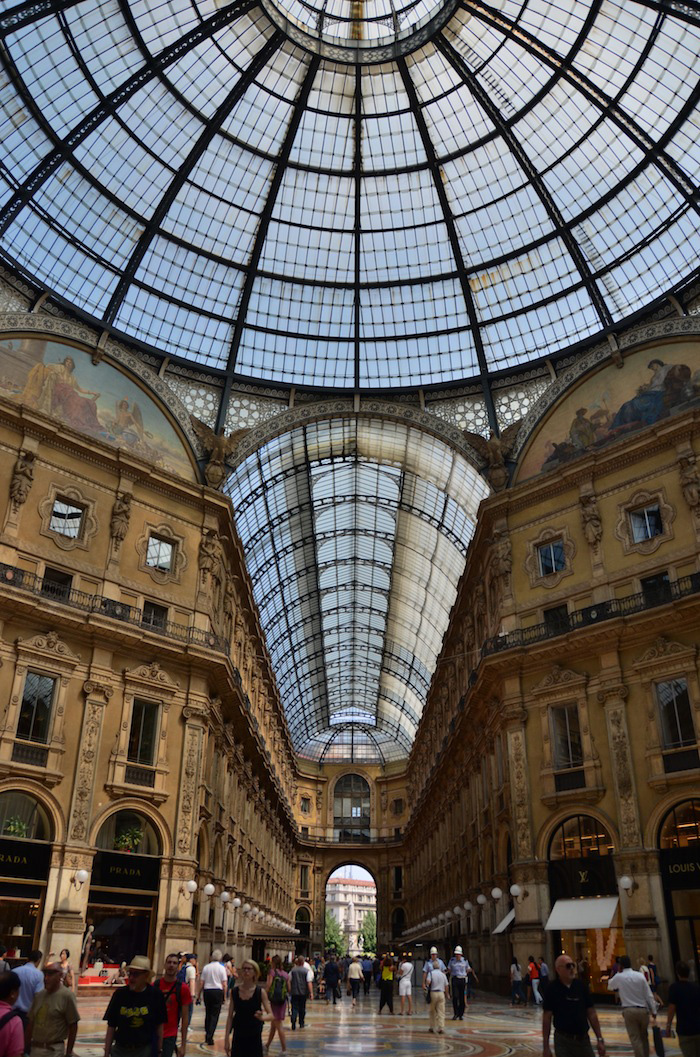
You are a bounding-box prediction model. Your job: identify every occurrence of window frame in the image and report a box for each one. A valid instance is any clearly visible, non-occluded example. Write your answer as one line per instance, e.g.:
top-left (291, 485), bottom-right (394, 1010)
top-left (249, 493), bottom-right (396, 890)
top-left (538, 538), bottom-right (566, 577)
top-left (16, 670), bottom-right (58, 745)
top-left (145, 535), bottom-right (174, 572)
top-left (550, 703), bottom-right (584, 772)
top-left (49, 496), bottom-right (85, 539)
top-left (127, 697), bottom-right (160, 767)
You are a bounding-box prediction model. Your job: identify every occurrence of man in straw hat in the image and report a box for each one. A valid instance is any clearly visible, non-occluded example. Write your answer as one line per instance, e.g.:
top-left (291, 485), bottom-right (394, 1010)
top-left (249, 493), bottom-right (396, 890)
top-left (103, 956), bottom-right (167, 1057)
top-left (26, 961), bottom-right (79, 1057)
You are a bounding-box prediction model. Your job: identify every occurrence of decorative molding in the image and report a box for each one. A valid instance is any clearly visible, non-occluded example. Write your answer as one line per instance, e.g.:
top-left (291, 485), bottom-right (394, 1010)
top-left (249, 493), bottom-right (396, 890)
top-left (634, 636), bottom-right (696, 670)
top-left (524, 525), bottom-right (575, 589)
top-left (613, 488), bottom-right (675, 555)
top-left (16, 630), bottom-right (81, 669)
top-left (38, 483), bottom-right (98, 552)
top-left (123, 661), bottom-right (180, 694)
top-left (532, 664), bottom-right (586, 695)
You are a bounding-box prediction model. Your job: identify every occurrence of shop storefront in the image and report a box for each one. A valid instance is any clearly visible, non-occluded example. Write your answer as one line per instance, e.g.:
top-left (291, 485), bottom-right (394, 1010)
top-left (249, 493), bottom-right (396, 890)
top-left (546, 815), bottom-right (625, 997)
top-left (83, 810), bottom-right (161, 969)
top-left (0, 792), bottom-right (52, 958)
top-left (659, 799), bottom-right (700, 982)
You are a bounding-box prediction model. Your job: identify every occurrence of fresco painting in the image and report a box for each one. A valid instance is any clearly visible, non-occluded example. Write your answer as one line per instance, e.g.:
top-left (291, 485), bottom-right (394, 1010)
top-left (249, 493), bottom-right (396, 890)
top-left (518, 342), bottom-right (700, 480)
top-left (0, 336), bottom-right (195, 481)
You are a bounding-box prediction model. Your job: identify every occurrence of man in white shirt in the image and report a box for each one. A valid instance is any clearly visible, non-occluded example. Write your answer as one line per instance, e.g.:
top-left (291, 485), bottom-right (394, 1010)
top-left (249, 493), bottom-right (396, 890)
top-left (422, 947), bottom-right (446, 988)
top-left (425, 960), bottom-right (449, 1035)
top-left (447, 946), bottom-right (470, 1020)
top-left (607, 955), bottom-right (657, 1057)
top-left (196, 951), bottom-right (227, 1046)
top-left (184, 955), bottom-right (197, 991)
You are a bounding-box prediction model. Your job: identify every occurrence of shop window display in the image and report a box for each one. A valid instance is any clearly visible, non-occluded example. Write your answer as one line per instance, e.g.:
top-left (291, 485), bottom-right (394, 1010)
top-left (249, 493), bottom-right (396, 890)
top-left (0, 792), bottom-right (52, 957)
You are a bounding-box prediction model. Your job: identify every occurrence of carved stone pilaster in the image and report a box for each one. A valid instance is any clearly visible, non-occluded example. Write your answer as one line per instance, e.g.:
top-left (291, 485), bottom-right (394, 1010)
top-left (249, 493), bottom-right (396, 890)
top-left (598, 683), bottom-right (642, 848)
top-left (176, 723), bottom-right (205, 856)
top-left (508, 728), bottom-right (534, 861)
top-left (68, 682), bottom-right (113, 842)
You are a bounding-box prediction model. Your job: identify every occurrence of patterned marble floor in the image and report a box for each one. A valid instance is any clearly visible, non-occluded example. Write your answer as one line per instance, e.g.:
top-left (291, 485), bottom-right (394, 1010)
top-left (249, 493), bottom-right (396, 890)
top-left (72, 989), bottom-right (678, 1057)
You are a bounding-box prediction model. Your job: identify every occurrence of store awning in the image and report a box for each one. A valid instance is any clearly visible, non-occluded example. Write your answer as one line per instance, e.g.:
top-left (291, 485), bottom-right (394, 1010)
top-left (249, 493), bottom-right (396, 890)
top-left (493, 908), bottom-right (516, 935)
top-left (544, 897), bottom-right (619, 931)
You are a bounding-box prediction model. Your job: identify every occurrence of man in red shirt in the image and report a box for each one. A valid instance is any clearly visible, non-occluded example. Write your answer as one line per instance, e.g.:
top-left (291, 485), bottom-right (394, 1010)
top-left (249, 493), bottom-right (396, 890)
top-left (156, 954), bottom-right (192, 1057)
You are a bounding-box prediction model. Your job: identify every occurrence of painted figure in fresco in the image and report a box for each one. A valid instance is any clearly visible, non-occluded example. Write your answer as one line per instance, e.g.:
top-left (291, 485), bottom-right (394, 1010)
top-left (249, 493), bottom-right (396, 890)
top-left (112, 399), bottom-right (146, 443)
top-left (611, 359), bottom-right (690, 430)
top-left (22, 355), bottom-right (102, 432)
top-left (569, 407), bottom-right (597, 450)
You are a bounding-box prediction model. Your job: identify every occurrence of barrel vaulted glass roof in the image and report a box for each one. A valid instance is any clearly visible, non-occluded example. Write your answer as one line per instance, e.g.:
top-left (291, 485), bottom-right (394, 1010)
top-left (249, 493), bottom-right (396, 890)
top-left (226, 418), bottom-right (488, 762)
top-left (0, 0), bottom-right (699, 399)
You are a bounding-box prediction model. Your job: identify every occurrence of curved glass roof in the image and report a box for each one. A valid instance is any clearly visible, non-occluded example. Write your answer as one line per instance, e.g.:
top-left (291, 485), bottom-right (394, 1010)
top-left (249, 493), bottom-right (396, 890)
top-left (226, 417), bottom-right (488, 762)
top-left (0, 0), bottom-right (698, 395)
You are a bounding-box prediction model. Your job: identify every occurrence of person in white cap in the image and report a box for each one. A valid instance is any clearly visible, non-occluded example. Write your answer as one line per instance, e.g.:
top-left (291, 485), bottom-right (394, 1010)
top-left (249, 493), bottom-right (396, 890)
top-left (447, 946), bottom-right (471, 1020)
top-left (422, 948), bottom-right (446, 989)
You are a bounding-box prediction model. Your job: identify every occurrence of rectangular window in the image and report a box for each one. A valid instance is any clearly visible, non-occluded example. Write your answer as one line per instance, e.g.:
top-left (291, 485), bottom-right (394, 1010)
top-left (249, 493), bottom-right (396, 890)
top-left (393, 865), bottom-right (403, 893)
top-left (657, 679), bottom-right (695, 749)
top-left (146, 536), bottom-right (174, 571)
top-left (49, 498), bottom-right (84, 538)
top-left (142, 600), bottom-right (168, 629)
top-left (538, 538), bottom-right (565, 576)
top-left (544, 604), bottom-right (570, 635)
top-left (551, 704), bottom-right (584, 770)
top-left (300, 797), bottom-right (311, 815)
top-left (127, 698), bottom-right (159, 766)
top-left (641, 572), bottom-right (671, 606)
top-left (300, 865), bottom-right (309, 891)
top-left (41, 567), bottom-right (73, 601)
top-left (17, 672), bottom-right (56, 743)
top-left (630, 503), bottom-right (663, 543)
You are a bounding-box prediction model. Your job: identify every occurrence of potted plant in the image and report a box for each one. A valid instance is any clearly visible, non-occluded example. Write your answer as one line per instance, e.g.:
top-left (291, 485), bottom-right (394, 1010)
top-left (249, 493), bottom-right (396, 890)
top-left (113, 826), bottom-right (143, 853)
top-left (3, 816), bottom-right (29, 838)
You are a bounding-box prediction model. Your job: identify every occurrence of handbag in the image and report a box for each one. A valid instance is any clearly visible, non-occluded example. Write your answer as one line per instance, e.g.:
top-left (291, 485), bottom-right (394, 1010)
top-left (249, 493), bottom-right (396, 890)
top-left (652, 1024), bottom-right (665, 1057)
top-left (425, 986), bottom-right (431, 1004)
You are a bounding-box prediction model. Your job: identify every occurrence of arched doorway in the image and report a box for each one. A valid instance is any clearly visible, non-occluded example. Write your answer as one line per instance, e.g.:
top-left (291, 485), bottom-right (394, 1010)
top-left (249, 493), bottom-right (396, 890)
top-left (0, 790), bottom-right (53, 953)
top-left (85, 809), bottom-right (162, 970)
top-left (325, 864), bottom-right (377, 956)
top-left (658, 798), bottom-right (700, 981)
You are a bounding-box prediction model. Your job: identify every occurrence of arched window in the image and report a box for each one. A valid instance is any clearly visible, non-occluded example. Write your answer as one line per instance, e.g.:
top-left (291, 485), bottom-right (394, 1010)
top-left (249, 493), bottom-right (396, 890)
top-left (0, 791), bottom-right (51, 841)
top-left (96, 810), bottom-right (161, 855)
top-left (549, 815), bottom-right (614, 859)
top-left (659, 799), bottom-right (700, 849)
top-left (295, 907), bottom-right (310, 938)
top-left (333, 774), bottom-right (370, 842)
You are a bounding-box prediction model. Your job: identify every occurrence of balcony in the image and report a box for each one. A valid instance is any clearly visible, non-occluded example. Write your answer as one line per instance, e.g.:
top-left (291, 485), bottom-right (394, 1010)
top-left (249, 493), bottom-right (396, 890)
top-left (0, 561), bottom-right (230, 655)
top-left (482, 573), bottom-right (700, 658)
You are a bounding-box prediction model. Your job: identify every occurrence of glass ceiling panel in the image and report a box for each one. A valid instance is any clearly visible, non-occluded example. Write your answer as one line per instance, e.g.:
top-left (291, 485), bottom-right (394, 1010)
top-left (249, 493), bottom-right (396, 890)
top-left (0, 0), bottom-right (695, 392)
top-left (226, 417), bottom-right (488, 762)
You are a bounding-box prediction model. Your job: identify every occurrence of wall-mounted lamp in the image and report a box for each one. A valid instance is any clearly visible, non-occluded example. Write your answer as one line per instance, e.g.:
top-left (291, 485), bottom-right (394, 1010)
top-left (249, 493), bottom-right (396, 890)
top-left (463, 901), bottom-right (473, 913)
top-left (476, 894), bottom-right (487, 906)
top-left (619, 875), bottom-right (638, 898)
top-left (203, 883), bottom-right (216, 898)
top-left (179, 879), bottom-right (217, 900)
top-left (509, 883), bottom-right (529, 904)
top-left (232, 897), bottom-right (241, 909)
top-left (70, 869), bottom-right (90, 891)
top-left (491, 887), bottom-right (503, 901)
top-left (242, 903), bottom-right (252, 915)
top-left (453, 906), bottom-right (462, 916)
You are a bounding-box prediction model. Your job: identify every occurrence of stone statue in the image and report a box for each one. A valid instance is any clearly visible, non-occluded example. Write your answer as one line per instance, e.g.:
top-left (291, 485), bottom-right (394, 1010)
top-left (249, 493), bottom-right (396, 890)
top-left (463, 420), bottom-right (522, 491)
top-left (491, 527), bottom-right (512, 577)
top-left (679, 454), bottom-right (700, 513)
top-left (199, 528), bottom-right (225, 586)
top-left (190, 416), bottom-right (249, 489)
top-left (110, 492), bottom-right (132, 546)
top-left (579, 492), bottom-right (603, 547)
top-left (9, 450), bottom-right (35, 511)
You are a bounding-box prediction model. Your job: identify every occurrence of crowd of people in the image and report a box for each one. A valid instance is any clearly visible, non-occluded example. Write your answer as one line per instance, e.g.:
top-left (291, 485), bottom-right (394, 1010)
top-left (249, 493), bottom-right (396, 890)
top-left (0, 946), bottom-right (699, 1057)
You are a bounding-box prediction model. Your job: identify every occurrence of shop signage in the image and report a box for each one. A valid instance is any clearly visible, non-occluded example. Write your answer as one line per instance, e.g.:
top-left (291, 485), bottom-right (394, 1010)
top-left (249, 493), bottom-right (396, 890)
top-left (92, 851), bottom-right (160, 891)
top-left (660, 847), bottom-right (700, 890)
top-left (0, 837), bottom-right (51, 881)
top-left (548, 856), bottom-right (617, 901)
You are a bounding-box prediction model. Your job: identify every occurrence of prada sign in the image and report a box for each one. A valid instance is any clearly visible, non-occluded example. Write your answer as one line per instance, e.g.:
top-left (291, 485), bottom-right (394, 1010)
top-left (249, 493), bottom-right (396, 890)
top-left (92, 850), bottom-right (160, 891)
top-left (0, 837), bottom-right (51, 881)
top-left (661, 848), bottom-right (700, 890)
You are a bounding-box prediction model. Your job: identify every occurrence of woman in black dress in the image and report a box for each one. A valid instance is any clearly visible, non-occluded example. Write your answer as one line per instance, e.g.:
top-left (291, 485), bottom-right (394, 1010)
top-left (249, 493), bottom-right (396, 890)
top-left (224, 959), bottom-right (272, 1057)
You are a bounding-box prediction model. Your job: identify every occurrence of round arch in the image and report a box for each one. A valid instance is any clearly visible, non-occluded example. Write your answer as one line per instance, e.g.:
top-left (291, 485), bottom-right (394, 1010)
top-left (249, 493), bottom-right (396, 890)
top-left (645, 792), bottom-right (700, 849)
top-left (0, 778), bottom-right (64, 844)
top-left (536, 806), bottom-right (620, 862)
top-left (89, 798), bottom-right (171, 858)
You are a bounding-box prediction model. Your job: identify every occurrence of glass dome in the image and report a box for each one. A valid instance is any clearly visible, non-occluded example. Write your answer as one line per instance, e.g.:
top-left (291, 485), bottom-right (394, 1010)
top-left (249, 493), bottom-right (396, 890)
top-left (0, 0), bottom-right (698, 394)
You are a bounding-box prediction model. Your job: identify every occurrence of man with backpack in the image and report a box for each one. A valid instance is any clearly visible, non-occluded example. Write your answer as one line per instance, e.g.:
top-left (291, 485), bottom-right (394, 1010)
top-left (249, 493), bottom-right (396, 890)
top-left (0, 971), bottom-right (24, 1057)
top-left (156, 954), bottom-right (192, 1057)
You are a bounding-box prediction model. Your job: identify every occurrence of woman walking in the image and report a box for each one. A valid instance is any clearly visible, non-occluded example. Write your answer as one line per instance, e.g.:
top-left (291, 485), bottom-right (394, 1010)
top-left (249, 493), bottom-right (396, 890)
top-left (378, 954), bottom-right (395, 1015)
top-left (398, 955), bottom-right (414, 1016)
top-left (224, 960), bottom-right (272, 1057)
top-left (510, 957), bottom-right (525, 1005)
top-left (265, 955), bottom-right (290, 1054)
top-left (347, 957), bottom-right (363, 1007)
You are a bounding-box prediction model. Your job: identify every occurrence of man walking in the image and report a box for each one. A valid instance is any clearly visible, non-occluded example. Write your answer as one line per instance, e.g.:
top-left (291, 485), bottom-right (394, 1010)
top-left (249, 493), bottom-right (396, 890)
top-left (447, 947), bottom-right (469, 1020)
top-left (607, 955), bottom-right (657, 1057)
top-left (289, 956), bottom-right (313, 1030)
top-left (14, 952), bottom-right (44, 1025)
top-left (425, 959), bottom-right (449, 1036)
top-left (361, 956), bottom-right (373, 996)
top-left (196, 951), bottom-right (227, 1046)
top-left (156, 954), bottom-right (192, 1057)
top-left (322, 956), bottom-right (341, 1006)
top-left (103, 956), bottom-right (167, 1057)
top-left (665, 960), bottom-right (700, 1057)
top-left (26, 962), bottom-right (79, 1057)
top-left (543, 953), bottom-right (605, 1057)
top-left (422, 947), bottom-right (446, 988)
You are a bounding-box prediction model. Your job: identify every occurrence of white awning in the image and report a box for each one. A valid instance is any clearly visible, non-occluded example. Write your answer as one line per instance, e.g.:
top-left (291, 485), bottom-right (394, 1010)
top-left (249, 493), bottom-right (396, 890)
top-left (493, 907), bottom-right (516, 934)
top-left (544, 897), bottom-right (619, 931)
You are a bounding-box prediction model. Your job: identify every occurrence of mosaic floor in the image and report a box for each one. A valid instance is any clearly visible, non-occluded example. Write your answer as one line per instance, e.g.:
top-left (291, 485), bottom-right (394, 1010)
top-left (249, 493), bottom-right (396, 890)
top-left (72, 988), bottom-right (677, 1057)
